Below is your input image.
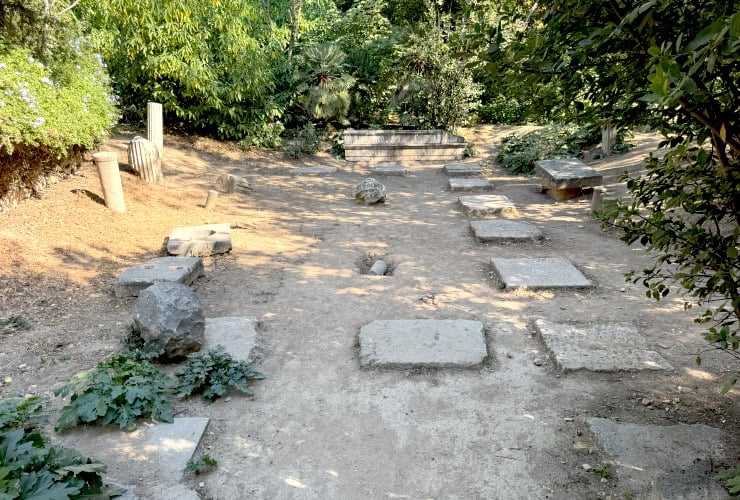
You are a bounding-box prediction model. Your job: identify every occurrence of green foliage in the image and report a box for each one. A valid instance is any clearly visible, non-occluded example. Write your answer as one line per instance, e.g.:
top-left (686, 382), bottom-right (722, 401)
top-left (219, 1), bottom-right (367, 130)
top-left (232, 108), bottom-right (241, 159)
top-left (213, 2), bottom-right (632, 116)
top-left (718, 463), bottom-right (740, 494)
top-left (176, 347), bottom-right (265, 403)
top-left (122, 323), bottom-right (165, 361)
top-left (54, 355), bottom-right (174, 432)
top-left (476, 95), bottom-right (527, 125)
top-left (592, 465), bottom-right (611, 480)
top-left (78, 0), bottom-right (282, 144)
top-left (498, 124), bottom-right (597, 175)
top-left (184, 454), bottom-right (218, 475)
top-left (281, 123), bottom-right (324, 157)
top-left (294, 44), bottom-right (355, 124)
top-left (0, 315), bottom-right (30, 335)
top-left (0, 395), bottom-right (47, 435)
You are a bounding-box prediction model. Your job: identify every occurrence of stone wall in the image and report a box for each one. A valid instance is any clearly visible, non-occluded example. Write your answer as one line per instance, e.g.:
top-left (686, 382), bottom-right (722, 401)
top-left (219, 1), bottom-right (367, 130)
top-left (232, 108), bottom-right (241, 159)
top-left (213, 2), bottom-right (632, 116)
top-left (344, 129), bottom-right (466, 162)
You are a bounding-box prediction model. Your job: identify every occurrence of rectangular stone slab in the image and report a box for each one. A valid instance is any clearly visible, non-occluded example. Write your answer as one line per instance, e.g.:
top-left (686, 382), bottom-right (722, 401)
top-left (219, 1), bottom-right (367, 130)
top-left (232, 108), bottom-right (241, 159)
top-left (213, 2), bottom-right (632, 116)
top-left (534, 319), bottom-right (672, 372)
top-left (587, 418), bottom-right (729, 498)
top-left (490, 257), bottom-right (592, 291)
top-left (359, 319), bottom-right (487, 368)
top-left (443, 162), bottom-right (481, 177)
top-left (115, 257), bottom-right (204, 297)
top-left (449, 178), bottom-right (493, 192)
top-left (167, 223), bottom-right (232, 257)
top-left (470, 220), bottom-right (543, 242)
top-left (289, 167), bottom-right (337, 175)
top-left (372, 165), bottom-right (406, 176)
top-left (203, 316), bottom-right (258, 362)
top-left (459, 195), bottom-right (519, 218)
top-left (534, 159), bottom-right (603, 189)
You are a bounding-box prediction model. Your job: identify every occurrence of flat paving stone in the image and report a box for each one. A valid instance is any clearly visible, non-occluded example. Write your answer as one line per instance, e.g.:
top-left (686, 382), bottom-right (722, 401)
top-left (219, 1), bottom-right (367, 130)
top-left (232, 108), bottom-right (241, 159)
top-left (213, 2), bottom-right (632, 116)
top-left (115, 257), bottom-right (204, 298)
top-left (588, 418), bottom-right (730, 499)
top-left (203, 316), bottom-right (259, 362)
top-left (372, 165), bottom-right (406, 176)
top-left (534, 319), bottom-right (672, 372)
top-left (443, 162), bottom-right (481, 177)
top-left (490, 257), bottom-right (592, 291)
top-left (359, 319), bottom-right (487, 368)
top-left (449, 178), bottom-right (493, 192)
top-left (459, 195), bottom-right (519, 218)
top-left (289, 166), bottom-right (337, 175)
top-left (470, 220), bottom-right (543, 242)
top-left (167, 223), bottom-right (231, 257)
top-left (534, 159), bottom-right (603, 189)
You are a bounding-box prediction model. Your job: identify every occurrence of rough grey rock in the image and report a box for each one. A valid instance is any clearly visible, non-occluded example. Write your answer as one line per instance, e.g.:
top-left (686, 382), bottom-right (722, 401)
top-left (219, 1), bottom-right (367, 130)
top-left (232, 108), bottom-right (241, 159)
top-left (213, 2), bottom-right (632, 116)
top-left (215, 173), bottom-right (249, 193)
top-left (167, 223), bottom-right (232, 257)
top-left (534, 320), bottom-right (672, 372)
top-left (354, 177), bottom-right (386, 204)
top-left (490, 257), bottom-right (593, 291)
top-left (359, 319), bottom-right (487, 368)
top-left (115, 257), bottom-right (203, 297)
top-left (134, 282), bottom-right (205, 358)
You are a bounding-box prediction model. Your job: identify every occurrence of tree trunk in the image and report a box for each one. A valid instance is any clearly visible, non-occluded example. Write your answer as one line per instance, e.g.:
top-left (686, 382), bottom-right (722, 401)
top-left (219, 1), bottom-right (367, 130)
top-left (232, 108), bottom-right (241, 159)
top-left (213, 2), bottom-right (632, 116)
top-left (287, 0), bottom-right (304, 61)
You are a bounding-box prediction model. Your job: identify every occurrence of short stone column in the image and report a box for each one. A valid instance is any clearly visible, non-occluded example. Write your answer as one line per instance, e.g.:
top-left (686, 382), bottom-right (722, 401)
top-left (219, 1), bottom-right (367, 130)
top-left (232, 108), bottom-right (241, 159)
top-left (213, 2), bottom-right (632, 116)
top-left (205, 190), bottom-right (218, 210)
top-left (591, 186), bottom-right (608, 212)
top-left (601, 120), bottom-right (617, 158)
top-left (147, 102), bottom-right (164, 159)
top-left (128, 136), bottom-right (163, 183)
top-left (93, 152), bottom-right (126, 212)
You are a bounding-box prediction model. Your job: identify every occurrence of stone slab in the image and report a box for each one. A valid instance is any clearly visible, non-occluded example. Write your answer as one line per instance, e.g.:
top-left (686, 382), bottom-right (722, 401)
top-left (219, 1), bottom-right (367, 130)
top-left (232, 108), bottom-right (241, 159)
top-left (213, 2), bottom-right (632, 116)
top-left (203, 316), bottom-right (259, 362)
top-left (372, 165), bottom-right (406, 176)
top-left (459, 195), bottom-right (519, 218)
top-left (167, 223), bottom-right (232, 257)
top-left (443, 162), bottom-right (481, 177)
top-left (588, 418), bottom-right (730, 499)
top-left (359, 319), bottom-right (487, 368)
top-left (490, 257), bottom-right (592, 291)
top-left (115, 257), bottom-right (204, 298)
top-left (157, 484), bottom-right (202, 500)
top-left (534, 320), bottom-right (672, 372)
top-left (289, 167), bottom-right (337, 176)
top-left (534, 159), bottom-right (603, 189)
top-left (470, 220), bottom-right (543, 242)
top-left (449, 178), bottom-right (493, 192)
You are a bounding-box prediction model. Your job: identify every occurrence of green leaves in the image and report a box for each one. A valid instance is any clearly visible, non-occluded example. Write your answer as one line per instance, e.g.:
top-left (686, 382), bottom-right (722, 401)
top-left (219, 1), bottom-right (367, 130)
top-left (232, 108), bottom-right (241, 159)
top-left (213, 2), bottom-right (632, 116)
top-left (54, 356), bottom-right (174, 432)
top-left (176, 347), bottom-right (265, 403)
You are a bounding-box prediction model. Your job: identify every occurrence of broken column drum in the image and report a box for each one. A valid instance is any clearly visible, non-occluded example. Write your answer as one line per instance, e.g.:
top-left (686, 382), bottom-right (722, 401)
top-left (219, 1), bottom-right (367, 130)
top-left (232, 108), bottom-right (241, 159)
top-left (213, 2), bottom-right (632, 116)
top-left (92, 152), bottom-right (126, 212)
top-left (128, 136), bottom-right (163, 183)
top-left (147, 102), bottom-right (164, 159)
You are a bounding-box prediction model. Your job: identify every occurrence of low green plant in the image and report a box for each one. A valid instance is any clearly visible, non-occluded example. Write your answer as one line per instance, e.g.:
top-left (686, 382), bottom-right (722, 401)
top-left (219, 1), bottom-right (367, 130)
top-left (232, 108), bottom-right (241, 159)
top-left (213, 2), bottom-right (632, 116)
top-left (718, 463), bottom-right (740, 494)
top-left (0, 395), bottom-right (47, 435)
top-left (54, 355), bottom-right (174, 432)
top-left (592, 465), bottom-right (611, 479)
top-left (176, 347), bottom-right (265, 403)
top-left (184, 454), bottom-right (218, 475)
top-left (497, 124), bottom-right (598, 175)
top-left (0, 315), bottom-right (31, 335)
top-left (477, 96), bottom-right (528, 125)
top-left (281, 123), bottom-right (324, 158)
top-left (122, 323), bottom-right (165, 361)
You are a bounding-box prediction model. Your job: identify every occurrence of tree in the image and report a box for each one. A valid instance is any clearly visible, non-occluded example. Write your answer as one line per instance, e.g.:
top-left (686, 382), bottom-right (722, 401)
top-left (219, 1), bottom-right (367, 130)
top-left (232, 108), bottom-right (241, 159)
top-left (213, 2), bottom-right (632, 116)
top-left (294, 43), bottom-right (355, 124)
top-left (486, 1), bottom-right (739, 382)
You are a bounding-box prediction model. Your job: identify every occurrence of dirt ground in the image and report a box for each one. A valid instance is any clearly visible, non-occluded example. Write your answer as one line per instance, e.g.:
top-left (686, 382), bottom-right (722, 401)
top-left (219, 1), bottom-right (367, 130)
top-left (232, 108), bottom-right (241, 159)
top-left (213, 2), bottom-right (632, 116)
top-left (0, 125), bottom-right (738, 499)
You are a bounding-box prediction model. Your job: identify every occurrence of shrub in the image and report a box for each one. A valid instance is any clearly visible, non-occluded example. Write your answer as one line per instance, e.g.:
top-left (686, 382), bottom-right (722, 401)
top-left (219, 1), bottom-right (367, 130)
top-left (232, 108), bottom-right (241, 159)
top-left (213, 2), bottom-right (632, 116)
top-left (281, 123), bottom-right (324, 157)
top-left (477, 95), bottom-right (528, 125)
top-left (176, 348), bottom-right (265, 403)
top-left (497, 124), bottom-right (598, 174)
top-left (54, 355), bottom-right (174, 432)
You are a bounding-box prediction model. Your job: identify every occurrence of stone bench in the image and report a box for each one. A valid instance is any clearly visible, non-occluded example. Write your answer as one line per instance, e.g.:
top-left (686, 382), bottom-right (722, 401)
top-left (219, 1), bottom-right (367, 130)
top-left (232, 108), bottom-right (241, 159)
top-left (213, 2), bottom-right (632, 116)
top-left (534, 159), bottom-right (603, 201)
top-left (344, 129), bottom-right (466, 163)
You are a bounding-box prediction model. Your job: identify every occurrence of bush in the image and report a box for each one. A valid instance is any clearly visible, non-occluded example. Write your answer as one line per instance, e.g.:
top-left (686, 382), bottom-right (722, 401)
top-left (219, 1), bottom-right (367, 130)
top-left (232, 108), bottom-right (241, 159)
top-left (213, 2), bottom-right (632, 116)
top-left (497, 124), bottom-right (598, 174)
top-left (281, 123), bottom-right (324, 157)
top-left (176, 348), bottom-right (265, 402)
top-left (477, 95), bottom-right (527, 125)
top-left (54, 355), bottom-right (174, 432)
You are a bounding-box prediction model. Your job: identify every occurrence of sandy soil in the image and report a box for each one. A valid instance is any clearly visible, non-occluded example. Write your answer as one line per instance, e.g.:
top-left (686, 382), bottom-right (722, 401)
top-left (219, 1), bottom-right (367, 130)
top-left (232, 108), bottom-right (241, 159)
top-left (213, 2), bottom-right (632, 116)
top-left (0, 125), bottom-right (738, 499)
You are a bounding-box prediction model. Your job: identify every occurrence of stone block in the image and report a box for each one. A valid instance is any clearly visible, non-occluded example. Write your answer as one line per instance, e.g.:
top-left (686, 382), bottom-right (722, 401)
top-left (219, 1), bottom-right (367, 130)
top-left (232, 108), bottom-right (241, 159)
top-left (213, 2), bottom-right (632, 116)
top-left (459, 195), bottom-right (519, 218)
top-left (449, 178), bottom-right (493, 192)
top-left (372, 165), bottom-right (406, 176)
top-left (534, 159), bottom-right (603, 190)
top-left (534, 319), bottom-right (672, 372)
top-left (359, 319), bottom-right (487, 368)
top-left (289, 167), bottom-right (337, 176)
top-left (588, 418), bottom-right (729, 498)
top-left (443, 162), bottom-right (481, 177)
top-left (203, 317), bottom-right (259, 362)
top-left (115, 257), bottom-right (204, 298)
top-left (490, 257), bottom-right (592, 291)
top-left (167, 223), bottom-right (232, 257)
top-left (216, 174), bottom-right (249, 194)
top-left (470, 220), bottom-right (543, 243)
top-left (134, 281), bottom-right (205, 359)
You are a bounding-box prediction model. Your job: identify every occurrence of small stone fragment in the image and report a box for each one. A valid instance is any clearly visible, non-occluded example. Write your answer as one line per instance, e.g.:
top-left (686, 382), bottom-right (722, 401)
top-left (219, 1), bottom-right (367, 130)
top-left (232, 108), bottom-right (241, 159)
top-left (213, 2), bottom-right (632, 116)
top-left (368, 260), bottom-right (387, 276)
top-left (641, 398), bottom-right (653, 406)
top-left (533, 358), bottom-right (543, 366)
top-left (354, 177), bottom-right (386, 204)
top-left (564, 417), bottom-right (574, 422)
top-left (582, 464), bottom-right (592, 472)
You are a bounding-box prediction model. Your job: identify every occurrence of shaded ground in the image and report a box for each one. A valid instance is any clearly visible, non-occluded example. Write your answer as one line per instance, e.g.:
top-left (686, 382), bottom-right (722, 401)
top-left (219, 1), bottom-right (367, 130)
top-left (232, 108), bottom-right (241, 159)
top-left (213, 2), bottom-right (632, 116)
top-left (0, 125), bottom-right (737, 499)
